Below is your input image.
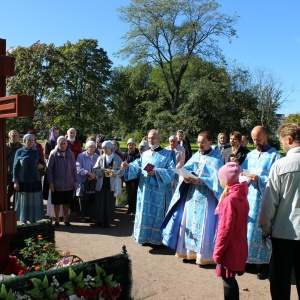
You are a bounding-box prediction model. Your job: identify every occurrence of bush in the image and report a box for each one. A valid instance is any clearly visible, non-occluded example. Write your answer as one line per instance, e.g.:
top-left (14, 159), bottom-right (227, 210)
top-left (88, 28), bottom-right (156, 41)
top-left (268, 135), bottom-right (281, 151)
top-left (124, 131), bottom-right (146, 145)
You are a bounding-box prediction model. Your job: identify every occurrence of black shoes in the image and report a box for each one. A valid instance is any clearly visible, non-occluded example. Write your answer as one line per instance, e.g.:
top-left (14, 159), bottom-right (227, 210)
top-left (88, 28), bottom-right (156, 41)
top-left (64, 221), bottom-right (72, 227)
top-left (54, 222), bottom-right (59, 227)
top-left (91, 222), bottom-right (110, 228)
top-left (91, 222), bottom-right (103, 228)
top-left (257, 273), bottom-right (268, 280)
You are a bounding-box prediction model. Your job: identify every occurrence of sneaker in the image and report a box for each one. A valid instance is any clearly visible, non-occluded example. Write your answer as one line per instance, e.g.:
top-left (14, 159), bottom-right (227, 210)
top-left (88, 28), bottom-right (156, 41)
top-left (64, 221), bottom-right (72, 227)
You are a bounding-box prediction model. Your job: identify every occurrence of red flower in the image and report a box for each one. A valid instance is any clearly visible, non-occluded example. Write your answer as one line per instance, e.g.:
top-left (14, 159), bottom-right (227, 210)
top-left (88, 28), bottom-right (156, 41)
top-left (18, 269), bottom-right (25, 276)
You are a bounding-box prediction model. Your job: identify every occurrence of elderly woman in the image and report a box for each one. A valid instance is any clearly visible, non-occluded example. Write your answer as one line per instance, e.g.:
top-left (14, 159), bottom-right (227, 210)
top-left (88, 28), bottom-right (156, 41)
top-left (66, 128), bottom-right (82, 160)
top-left (216, 132), bottom-right (230, 154)
top-left (13, 134), bottom-right (46, 224)
top-left (76, 141), bottom-right (99, 222)
top-left (44, 126), bottom-right (64, 219)
top-left (47, 136), bottom-right (77, 227)
top-left (92, 141), bottom-right (125, 228)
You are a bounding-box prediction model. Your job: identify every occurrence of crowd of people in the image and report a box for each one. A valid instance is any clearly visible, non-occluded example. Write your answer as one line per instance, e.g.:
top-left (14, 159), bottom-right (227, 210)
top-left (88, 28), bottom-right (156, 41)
top-left (5, 123), bottom-right (300, 300)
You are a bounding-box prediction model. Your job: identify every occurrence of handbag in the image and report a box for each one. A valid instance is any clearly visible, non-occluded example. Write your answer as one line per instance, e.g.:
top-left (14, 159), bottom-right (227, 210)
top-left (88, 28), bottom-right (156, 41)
top-left (70, 196), bottom-right (80, 212)
top-left (82, 179), bottom-right (97, 201)
top-left (36, 149), bottom-right (46, 177)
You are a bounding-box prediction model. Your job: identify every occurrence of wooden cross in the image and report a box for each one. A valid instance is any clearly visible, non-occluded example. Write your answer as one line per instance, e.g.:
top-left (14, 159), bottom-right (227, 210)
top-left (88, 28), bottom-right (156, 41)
top-left (0, 38), bottom-right (34, 271)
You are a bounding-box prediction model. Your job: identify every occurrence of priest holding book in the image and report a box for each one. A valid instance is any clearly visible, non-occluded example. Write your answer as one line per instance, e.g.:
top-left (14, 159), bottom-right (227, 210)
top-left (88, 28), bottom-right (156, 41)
top-left (121, 129), bottom-right (176, 246)
top-left (161, 131), bottom-right (224, 265)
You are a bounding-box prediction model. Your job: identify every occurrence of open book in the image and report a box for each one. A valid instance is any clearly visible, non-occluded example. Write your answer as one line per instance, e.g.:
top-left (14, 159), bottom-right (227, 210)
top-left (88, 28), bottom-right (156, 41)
top-left (172, 168), bottom-right (198, 179)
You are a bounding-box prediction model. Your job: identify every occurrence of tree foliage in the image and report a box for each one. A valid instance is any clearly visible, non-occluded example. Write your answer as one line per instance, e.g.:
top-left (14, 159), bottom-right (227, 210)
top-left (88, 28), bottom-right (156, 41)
top-left (6, 39), bottom-right (112, 139)
top-left (46, 39), bottom-right (112, 140)
top-left (118, 0), bottom-right (238, 112)
top-left (252, 68), bottom-right (286, 133)
top-left (284, 114), bottom-right (300, 125)
top-left (6, 41), bottom-right (56, 133)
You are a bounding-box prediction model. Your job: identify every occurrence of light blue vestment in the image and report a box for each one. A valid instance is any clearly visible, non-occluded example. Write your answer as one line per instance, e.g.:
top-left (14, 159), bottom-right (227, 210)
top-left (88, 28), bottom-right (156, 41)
top-left (126, 148), bottom-right (175, 244)
top-left (241, 147), bottom-right (281, 264)
top-left (161, 148), bottom-right (223, 263)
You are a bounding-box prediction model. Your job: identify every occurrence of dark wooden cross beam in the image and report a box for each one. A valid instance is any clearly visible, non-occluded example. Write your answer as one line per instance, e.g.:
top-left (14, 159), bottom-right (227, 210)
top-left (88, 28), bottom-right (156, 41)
top-left (0, 38), bottom-right (34, 271)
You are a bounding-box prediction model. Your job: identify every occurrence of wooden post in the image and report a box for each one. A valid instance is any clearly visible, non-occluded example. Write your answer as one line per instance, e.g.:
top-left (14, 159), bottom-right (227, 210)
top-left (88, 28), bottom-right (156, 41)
top-left (0, 38), bottom-right (34, 271)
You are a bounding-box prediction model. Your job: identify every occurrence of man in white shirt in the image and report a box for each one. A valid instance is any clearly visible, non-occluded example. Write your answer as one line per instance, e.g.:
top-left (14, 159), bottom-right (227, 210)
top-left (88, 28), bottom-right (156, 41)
top-left (260, 123), bottom-right (300, 299)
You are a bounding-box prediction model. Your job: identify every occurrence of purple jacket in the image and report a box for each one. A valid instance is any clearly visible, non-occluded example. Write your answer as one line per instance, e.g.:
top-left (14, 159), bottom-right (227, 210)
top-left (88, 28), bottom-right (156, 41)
top-left (47, 148), bottom-right (77, 191)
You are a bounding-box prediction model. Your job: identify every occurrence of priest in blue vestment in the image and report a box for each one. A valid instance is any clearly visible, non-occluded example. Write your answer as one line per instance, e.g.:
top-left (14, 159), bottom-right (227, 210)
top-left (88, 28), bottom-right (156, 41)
top-left (241, 125), bottom-right (281, 280)
top-left (122, 129), bottom-right (176, 245)
top-left (161, 131), bottom-right (223, 265)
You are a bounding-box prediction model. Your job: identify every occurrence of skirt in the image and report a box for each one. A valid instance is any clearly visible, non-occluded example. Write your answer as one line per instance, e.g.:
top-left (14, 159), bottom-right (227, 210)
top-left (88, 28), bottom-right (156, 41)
top-left (51, 190), bottom-right (74, 205)
top-left (15, 190), bottom-right (44, 223)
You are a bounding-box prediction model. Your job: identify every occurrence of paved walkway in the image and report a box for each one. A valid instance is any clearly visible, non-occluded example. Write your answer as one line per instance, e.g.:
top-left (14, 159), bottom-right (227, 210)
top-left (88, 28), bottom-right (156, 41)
top-left (53, 207), bottom-right (297, 299)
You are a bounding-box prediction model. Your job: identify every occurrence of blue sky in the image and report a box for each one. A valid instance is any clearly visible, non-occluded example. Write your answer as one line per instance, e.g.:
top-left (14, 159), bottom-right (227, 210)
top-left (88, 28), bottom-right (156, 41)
top-left (2, 0), bottom-right (299, 114)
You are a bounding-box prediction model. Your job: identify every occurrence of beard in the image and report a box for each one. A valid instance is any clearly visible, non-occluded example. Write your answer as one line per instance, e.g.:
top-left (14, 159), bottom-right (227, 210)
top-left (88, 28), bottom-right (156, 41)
top-left (149, 142), bottom-right (159, 149)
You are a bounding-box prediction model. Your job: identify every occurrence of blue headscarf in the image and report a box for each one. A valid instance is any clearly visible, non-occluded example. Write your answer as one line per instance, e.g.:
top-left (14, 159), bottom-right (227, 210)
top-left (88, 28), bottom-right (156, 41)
top-left (102, 141), bottom-right (114, 153)
top-left (23, 134), bottom-right (33, 143)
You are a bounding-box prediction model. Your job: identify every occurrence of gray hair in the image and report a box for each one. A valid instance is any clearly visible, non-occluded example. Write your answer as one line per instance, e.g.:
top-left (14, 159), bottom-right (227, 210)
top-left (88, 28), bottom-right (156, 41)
top-left (67, 128), bottom-right (76, 135)
top-left (169, 135), bottom-right (178, 142)
top-left (57, 135), bottom-right (67, 145)
top-left (8, 130), bottom-right (19, 137)
top-left (148, 129), bottom-right (161, 139)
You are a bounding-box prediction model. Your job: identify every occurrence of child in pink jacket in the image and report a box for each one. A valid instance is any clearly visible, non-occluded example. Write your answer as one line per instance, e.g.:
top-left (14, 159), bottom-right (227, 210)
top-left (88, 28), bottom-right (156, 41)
top-left (213, 162), bottom-right (249, 300)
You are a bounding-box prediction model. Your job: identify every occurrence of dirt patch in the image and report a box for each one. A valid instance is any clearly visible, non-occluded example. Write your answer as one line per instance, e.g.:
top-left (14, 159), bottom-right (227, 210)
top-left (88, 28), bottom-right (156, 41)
top-left (54, 207), bottom-right (298, 300)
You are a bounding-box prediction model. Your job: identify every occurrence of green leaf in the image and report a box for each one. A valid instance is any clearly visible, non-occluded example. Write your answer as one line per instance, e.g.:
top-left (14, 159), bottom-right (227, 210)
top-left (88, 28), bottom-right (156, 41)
top-left (77, 281), bottom-right (85, 289)
top-left (41, 276), bottom-right (49, 289)
top-left (95, 264), bottom-right (105, 276)
top-left (5, 289), bottom-right (16, 300)
top-left (31, 277), bottom-right (42, 288)
top-left (27, 287), bottom-right (43, 298)
top-left (74, 271), bottom-right (83, 283)
top-left (62, 281), bottom-right (73, 289)
top-left (49, 293), bottom-right (59, 300)
top-left (45, 286), bottom-right (54, 297)
top-left (0, 284), bottom-right (8, 298)
top-left (104, 274), bottom-right (116, 288)
top-left (69, 267), bottom-right (77, 280)
top-left (66, 288), bottom-right (75, 296)
top-left (94, 279), bottom-right (103, 288)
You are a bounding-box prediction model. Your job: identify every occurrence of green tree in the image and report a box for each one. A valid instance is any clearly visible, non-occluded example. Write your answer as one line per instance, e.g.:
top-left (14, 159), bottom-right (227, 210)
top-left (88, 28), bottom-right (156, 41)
top-left (252, 68), bottom-right (287, 133)
top-left (178, 59), bottom-right (259, 138)
top-left (284, 114), bottom-right (300, 124)
top-left (108, 63), bottom-right (156, 137)
top-left (118, 0), bottom-right (238, 113)
top-left (6, 41), bottom-right (56, 133)
top-left (46, 39), bottom-right (112, 140)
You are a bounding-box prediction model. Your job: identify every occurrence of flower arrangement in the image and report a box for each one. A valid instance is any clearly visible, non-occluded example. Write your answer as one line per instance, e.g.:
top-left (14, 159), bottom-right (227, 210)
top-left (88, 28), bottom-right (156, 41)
top-left (0, 264), bottom-right (122, 300)
top-left (5, 235), bottom-right (63, 275)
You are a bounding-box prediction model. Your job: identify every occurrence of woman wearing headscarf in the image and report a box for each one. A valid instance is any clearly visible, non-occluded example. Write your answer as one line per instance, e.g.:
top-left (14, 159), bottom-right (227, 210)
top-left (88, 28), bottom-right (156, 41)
top-left (44, 126), bottom-right (64, 219)
top-left (47, 136), bottom-right (77, 227)
top-left (76, 141), bottom-right (99, 222)
top-left (27, 130), bottom-right (45, 160)
top-left (66, 128), bottom-right (82, 160)
top-left (92, 141), bottom-right (125, 228)
top-left (216, 132), bottom-right (230, 154)
top-left (13, 134), bottom-right (46, 224)
top-left (44, 126), bottom-right (60, 160)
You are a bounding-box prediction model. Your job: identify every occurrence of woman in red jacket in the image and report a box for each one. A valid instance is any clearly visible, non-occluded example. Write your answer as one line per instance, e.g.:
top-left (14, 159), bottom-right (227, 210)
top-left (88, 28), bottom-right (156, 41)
top-left (213, 162), bottom-right (249, 300)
